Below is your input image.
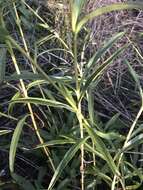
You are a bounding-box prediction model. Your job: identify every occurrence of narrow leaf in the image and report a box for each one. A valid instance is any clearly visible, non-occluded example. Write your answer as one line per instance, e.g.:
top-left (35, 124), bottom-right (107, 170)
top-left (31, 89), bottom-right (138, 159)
top-left (11, 97), bottom-right (74, 112)
top-left (83, 121), bottom-right (119, 176)
top-left (76, 2), bottom-right (143, 33)
top-left (86, 32), bottom-right (124, 69)
top-left (35, 139), bottom-right (75, 149)
top-left (71, 0), bottom-right (86, 32)
top-left (9, 115), bottom-right (28, 173)
top-left (125, 60), bottom-right (143, 97)
top-left (48, 137), bottom-right (88, 190)
top-left (0, 130), bottom-right (12, 136)
top-left (80, 45), bottom-right (127, 100)
top-left (123, 134), bottom-right (143, 151)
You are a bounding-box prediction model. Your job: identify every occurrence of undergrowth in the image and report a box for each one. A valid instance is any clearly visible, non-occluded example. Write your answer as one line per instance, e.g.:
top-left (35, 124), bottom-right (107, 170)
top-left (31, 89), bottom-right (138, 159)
top-left (0, 0), bottom-right (143, 190)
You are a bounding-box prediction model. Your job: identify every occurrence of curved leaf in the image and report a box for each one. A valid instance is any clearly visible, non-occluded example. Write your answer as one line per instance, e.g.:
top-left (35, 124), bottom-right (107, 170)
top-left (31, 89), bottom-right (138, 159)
top-left (11, 97), bottom-right (74, 112)
top-left (86, 32), bottom-right (124, 70)
top-left (48, 137), bottom-right (88, 190)
top-left (35, 139), bottom-right (75, 149)
top-left (9, 115), bottom-right (28, 173)
top-left (76, 2), bottom-right (143, 34)
top-left (83, 120), bottom-right (119, 176)
top-left (80, 45), bottom-right (127, 100)
top-left (71, 0), bottom-right (86, 32)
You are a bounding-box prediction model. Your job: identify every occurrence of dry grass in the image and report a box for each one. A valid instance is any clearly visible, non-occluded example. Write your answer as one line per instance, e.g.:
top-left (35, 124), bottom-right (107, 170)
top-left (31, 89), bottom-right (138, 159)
top-left (83, 0), bottom-right (143, 122)
top-left (32, 0), bottom-right (143, 122)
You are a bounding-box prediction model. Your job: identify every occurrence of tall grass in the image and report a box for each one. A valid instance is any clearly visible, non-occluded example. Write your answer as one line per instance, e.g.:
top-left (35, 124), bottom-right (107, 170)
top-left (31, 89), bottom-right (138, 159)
top-left (0, 0), bottom-right (143, 189)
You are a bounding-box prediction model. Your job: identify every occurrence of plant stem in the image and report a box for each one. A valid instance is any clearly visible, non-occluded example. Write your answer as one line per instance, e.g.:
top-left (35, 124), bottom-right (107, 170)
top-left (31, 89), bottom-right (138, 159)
top-left (73, 33), bottom-right (84, 190)
top-left (6, 41), bottom-right (55, 172)
top-left (78, 102), bottom-right (85, 190)
top-left (112, 105), bottom-right (143, 190)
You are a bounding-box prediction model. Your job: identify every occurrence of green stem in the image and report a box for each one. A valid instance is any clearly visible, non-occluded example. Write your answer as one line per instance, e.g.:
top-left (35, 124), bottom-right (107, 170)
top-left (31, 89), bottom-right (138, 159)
top-left (73, 33), bottom-right (84, 190)
top-left (112, 105), bottom-right (143, 190)
top-left (73, 34), bottom-right (79, 93)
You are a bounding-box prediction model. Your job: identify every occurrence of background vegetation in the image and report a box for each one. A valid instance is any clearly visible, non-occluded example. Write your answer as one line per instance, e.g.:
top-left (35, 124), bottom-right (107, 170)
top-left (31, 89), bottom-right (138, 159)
top-left (0, 0), bottom-right (143, 190)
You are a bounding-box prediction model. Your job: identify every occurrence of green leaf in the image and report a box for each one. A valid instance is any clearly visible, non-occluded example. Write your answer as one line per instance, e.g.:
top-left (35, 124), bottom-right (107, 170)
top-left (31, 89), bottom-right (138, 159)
top-left (75, 2), bottom-right (143, 34)
top-left (5, 72), bottom-right (44, 81)
top-left (83, 121), bottom-right (119, 176)
top-left (0, 48), bottom-right (6, 82)
top-left (87, 89), bottom-right (94, 125)
top-left (48, 137), bottom-right (88, 190)
top-left (57, 178), bottom-right (70, 190)
top-left (0, 129), bottom-right (12, 136)
top-left (9, 115), bottom-right (28, 173)
top-left (11, 97), bottom-right (74, 112)
top-left (12, 173), bottom-right (35, 190)
top-left (0, 26), bottom-right (9, 43)
top-left (35, 139), bottom-right (75, 149)
top-left (86, 166), bottom-right (112, 185)
top-left (130, 124), bottom-right (143, 139)
top-left (86, 32), bottom-right (124, 70)
top-left (105, 113), bottom-right (120, 131)
top-left (125, 60), bottom-right (143, 98)
top-left (58, 84), bottom-right (77, 110)
top-left (123, 134), bottom-right (143, 151)
top-left (8, 91), bottom-right (21, 115)
top-left (80, 45), bottom-right (127, 100)
top-left (71, 0), bottom-right (86, 32)
top-left (96, 130), bottom-right (125, 141)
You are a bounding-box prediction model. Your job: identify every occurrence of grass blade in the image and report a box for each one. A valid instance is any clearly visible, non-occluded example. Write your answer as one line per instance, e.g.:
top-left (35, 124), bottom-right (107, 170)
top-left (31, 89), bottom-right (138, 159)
top-left (76, 2), bottom-right (143, 34)
top-left (35, 139), bottom-right (75, 149)
top-left (0, 130), bottom-right (12, 136)
top-left (86, 32), bottom-right (124, 69)
top-left (11, 97), bottom-right (74, 112)
top-left (48, 137), bottom-right (88, 190)
top-left (125, 60), bottom-right (143, 98)
top-left (71, 0), bottom-right (86, 32)
top-left (80, 45), bottom-right (127, 100)
top-left (9, 115), bottom-right (28, 173)
top-left (123, 134), bottom-right (143, 151)
top-left (83, 121), bottom-right (119, 176)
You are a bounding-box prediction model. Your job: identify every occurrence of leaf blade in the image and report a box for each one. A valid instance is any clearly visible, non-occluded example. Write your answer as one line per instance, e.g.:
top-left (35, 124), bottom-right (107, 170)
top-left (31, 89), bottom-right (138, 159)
top-left (9, 115), bottom-right (28, 173)
top-left (76, 2), bottom-right (143, 33)
top-left (11, 97), bottom-right (74, 112)
top-left (48, 137), bottom-right (88, 190)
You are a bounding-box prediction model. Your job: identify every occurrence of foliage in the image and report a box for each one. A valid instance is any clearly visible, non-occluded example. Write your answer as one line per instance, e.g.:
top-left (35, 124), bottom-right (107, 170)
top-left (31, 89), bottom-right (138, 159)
top-left (0, 0), bottom-right (143, 190)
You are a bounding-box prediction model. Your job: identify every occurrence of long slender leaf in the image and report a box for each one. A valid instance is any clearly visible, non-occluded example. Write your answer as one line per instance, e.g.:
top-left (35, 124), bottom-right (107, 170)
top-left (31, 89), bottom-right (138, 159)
top-left (0, 129), bottom-right (12, 136)
top-left (35, 139), bottom-right (75, 149)
top-left (80, 45), bottom-right (127, 100)
top-left (11, 97), bottom-right (74, 112)
top-left (83, 120), bottom-right (119, 176)
top-left (125, 60), bottom-right (143, 97)
top-left (105, 113), bottom-right (120, 131)
top-left (71, 0), bottom-right (86, 32)
top-left (123, 134), bottom-right (143, 151)
top-left (75, 2), bottom-right (143, 34)
top-left (5, 72), bottom-right (72, 83)
top-left (86, 32), bottom-right (124, 69)
top-left (48, 137), bottom-right (88, 190)
top-left (9, 115), bottom-right (28, 173)
top-left (8, 91), bottom-right (21, 115)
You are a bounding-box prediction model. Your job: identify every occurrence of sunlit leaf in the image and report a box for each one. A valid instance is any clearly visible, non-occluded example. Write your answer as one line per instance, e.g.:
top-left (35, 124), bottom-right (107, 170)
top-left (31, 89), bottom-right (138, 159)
top-left (75, 2), bottom-right (143, 34)
top-left (9, 115), bottom-right (28, 173)
top-left (71, 0), bottom-right (86, 32)
top-left (11, 97), bottom-right (74, 112)
top-left (80, 45), bottom-right (127, 100)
